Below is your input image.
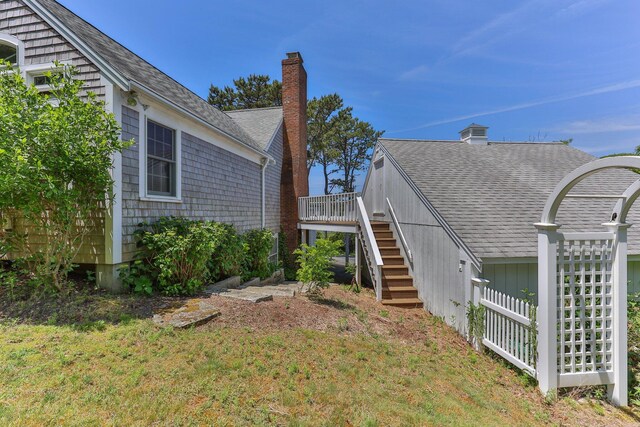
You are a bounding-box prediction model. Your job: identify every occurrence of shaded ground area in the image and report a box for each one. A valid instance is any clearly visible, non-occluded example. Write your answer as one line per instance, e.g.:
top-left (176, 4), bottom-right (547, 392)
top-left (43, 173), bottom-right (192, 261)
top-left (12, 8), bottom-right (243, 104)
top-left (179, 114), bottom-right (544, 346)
top-left (1, 285), bottom-right (639, 425)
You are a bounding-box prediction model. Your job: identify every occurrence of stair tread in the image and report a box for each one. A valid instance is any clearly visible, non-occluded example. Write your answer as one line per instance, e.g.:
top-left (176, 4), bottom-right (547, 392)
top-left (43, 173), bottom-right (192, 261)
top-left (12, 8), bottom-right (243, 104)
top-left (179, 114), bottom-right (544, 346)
top-left (383, 285), bottom-right (417, 292)
top-left (381, 298), bottom-right (422, 305)
top-left (383, 275), bottom-right (413, 280)
top-left (382, 265), bottom-right (408, 269)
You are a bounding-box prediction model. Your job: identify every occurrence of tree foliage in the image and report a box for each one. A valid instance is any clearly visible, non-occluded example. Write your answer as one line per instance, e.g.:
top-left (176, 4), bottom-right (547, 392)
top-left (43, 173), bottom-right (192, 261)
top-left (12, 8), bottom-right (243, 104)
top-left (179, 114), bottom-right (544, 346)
top-left (329, 109), bottom-right (384, 193)
top-left (208, 74), bottom-right (383, 195)
top-left (0, 62), bottom-right (130, 290)
top-left (208, 74), bottom-right (282, 111)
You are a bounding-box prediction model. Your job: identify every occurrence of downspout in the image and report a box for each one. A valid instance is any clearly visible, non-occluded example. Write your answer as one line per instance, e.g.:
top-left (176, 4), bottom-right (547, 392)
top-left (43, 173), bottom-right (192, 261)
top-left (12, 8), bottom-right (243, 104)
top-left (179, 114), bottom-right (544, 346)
top-left (261, 158), bottom-right (270, 228)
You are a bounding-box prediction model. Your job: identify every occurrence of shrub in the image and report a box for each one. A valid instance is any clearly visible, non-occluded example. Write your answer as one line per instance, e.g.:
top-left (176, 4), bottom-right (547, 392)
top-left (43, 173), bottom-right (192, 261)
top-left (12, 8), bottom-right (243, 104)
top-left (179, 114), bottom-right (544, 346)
top-left (243, 228), bottom-right (275, 280)
top-left (294, 238), bottom-right (341, 294)
top-left (0, 62), bottom-right (130, 291)
top-left (135, 220), bottom-right (216, 296)
top-left (208, 223), bottom-right (246, 282)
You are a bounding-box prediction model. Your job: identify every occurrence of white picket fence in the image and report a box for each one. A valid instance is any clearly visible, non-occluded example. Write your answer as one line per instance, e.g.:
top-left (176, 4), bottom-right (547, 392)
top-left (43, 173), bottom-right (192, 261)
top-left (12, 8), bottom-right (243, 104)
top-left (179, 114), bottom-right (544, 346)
top-left (473, 281), bottom-right (537, 376)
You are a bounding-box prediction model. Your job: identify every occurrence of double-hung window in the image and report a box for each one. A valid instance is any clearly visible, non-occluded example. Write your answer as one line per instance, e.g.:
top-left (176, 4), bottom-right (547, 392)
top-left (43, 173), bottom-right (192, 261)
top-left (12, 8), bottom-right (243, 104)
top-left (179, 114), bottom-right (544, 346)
top-left (146, 120), bottom-right (176, 197)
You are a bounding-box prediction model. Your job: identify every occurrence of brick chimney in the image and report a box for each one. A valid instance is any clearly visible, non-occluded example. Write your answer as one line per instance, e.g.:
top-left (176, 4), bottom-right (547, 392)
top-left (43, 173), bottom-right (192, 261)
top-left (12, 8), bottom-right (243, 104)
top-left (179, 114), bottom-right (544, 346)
top-left (280, 52), bottom-right (309, 254)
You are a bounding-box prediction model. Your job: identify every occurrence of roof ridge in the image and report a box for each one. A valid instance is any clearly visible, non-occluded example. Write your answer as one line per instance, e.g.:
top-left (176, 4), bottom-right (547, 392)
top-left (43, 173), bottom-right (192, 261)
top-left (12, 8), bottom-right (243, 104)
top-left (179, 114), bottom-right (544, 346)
top-left (379, 137), bottom-right (564, 145)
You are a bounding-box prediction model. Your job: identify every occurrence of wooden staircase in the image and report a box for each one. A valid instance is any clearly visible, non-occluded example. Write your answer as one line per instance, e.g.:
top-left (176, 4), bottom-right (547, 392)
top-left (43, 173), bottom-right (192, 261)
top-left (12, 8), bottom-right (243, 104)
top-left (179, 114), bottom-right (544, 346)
top-left (371, 222), bottom-right (422, 308)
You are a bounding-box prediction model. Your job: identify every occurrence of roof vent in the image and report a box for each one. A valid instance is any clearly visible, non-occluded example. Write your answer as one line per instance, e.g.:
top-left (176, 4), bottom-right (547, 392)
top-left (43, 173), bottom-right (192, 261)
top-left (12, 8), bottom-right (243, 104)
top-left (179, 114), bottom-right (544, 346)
top-left (459, 123), bottom-right (488, 145)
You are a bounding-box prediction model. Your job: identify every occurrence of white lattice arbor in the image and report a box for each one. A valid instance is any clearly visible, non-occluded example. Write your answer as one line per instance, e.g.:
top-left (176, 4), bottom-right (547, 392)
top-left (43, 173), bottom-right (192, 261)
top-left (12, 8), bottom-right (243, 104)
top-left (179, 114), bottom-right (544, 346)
top-left (536, 156), bottom-right (640, 407)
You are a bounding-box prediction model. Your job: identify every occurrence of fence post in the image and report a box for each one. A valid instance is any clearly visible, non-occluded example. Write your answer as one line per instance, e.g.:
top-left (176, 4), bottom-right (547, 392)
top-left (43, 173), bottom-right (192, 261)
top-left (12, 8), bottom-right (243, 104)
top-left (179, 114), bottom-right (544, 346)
top-left (535, 223), bottom-right (559, 398)
top-left (471, 277), bottom-right (489, 351)
top-left (605, 222), bottom-right (629, 406)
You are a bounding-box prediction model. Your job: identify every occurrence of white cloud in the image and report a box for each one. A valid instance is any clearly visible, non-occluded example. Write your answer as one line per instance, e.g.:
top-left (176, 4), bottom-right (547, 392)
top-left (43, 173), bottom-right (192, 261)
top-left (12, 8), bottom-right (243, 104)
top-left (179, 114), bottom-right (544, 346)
top-left (388, 79), bottom-right (640, 134)
top-left (398, 64), bottom-right (430, 81)
top-left (559, 116), bottom-right (640, 134)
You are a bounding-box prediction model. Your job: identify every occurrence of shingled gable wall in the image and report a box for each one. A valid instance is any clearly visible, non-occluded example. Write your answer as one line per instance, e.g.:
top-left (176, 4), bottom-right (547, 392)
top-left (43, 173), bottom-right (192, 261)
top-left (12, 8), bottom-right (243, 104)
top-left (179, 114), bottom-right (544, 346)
top-left (280, 52), bottom-right (309, 255)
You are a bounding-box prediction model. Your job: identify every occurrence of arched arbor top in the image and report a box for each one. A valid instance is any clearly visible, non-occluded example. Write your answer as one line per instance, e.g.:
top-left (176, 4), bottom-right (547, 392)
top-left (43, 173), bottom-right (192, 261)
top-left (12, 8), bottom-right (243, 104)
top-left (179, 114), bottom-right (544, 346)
top-left (539, 156), bottom-right (640, 226)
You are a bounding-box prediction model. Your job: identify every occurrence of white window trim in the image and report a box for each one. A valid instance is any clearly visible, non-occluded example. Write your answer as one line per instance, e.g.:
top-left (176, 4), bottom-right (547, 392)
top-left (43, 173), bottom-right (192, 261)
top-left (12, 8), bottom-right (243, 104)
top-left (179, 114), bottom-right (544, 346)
top-left (140, 110), bottom-right (182, 203)
top-left (22, 62), bottom-right (70, 92)
top-left (0, 33), bottom-right (24, 66)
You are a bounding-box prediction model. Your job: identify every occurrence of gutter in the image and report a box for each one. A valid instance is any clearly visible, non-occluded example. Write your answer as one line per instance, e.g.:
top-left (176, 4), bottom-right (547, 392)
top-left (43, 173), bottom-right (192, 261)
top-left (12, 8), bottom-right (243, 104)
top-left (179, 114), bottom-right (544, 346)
top-left (260, 157), bottom-right (276, 228)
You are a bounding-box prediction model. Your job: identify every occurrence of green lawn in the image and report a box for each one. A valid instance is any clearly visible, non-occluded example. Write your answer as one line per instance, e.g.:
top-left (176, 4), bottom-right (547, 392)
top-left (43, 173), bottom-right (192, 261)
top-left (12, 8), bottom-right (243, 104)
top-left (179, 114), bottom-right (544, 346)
top-left (0, 288), bottom-right (636, 426)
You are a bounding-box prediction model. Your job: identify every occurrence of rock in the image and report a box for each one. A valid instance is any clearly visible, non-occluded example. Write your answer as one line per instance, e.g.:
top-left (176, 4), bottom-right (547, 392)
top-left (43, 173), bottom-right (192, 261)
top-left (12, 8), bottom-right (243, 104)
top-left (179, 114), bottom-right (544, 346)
top-left (153, 301), bottom-right (220, 328)
top-left (219, 290), bottom-right (273, 303)
top-left (203, 276), bottom-right (242, 294)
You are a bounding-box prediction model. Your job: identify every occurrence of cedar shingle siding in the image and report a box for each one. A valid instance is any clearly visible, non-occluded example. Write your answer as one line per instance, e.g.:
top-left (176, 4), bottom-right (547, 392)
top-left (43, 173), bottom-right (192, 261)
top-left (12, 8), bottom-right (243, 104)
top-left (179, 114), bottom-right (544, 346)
top-left (121, 106), bottom-right (278, 262)
top-left (0, 1), bottom-right (105, 98)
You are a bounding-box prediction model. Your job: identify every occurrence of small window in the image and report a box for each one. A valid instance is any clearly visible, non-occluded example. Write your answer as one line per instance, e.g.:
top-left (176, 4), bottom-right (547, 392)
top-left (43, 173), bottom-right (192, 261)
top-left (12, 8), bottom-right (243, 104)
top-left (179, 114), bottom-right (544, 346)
top-left (0, 42), bottom-right (17, 64)
top-left (33, 75), bottom-right (52, 86)
top-left (146, 120), bottom-right (176, 196)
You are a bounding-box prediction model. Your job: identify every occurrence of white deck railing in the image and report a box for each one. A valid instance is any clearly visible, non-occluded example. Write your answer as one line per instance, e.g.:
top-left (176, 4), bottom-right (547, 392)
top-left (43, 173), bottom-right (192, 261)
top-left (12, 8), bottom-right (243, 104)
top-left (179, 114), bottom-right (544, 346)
top-left (298, 192), bottom-right (358, 223)
top-left (473, 280), bottom-right (537, 376)
top-left (386, 198), bottom-right (413, 264)
top-left (357, 196), bottom-right (383, 300)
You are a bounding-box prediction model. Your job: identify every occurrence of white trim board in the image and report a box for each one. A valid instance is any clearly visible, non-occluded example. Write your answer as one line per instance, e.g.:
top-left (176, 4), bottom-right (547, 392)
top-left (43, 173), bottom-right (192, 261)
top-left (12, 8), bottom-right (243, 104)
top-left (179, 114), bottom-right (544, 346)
top-left (377, 143), bottom-right (482, 270)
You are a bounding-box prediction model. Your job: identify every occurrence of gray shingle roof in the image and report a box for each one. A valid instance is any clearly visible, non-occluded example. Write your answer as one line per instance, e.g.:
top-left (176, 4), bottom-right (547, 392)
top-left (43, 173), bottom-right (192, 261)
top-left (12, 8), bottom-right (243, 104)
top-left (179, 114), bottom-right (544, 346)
top-left (35, 0), bottom-right (264, 153)
top-left (380, 138), bottom-right (640, 259)
top-left (225, 107), bottom-right (283, 150)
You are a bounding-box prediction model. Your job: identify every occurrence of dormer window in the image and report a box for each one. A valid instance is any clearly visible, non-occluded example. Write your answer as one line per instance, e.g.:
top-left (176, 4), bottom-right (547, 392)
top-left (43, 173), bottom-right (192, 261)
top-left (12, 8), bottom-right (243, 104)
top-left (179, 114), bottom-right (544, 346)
top-left (0, 34), bottom-right (23, 66)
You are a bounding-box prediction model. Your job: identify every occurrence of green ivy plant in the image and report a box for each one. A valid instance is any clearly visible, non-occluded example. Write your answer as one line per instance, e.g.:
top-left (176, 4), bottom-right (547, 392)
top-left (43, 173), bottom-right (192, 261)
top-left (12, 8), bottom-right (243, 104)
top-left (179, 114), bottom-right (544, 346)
top-left (466, 301), bottom-right (486, 346)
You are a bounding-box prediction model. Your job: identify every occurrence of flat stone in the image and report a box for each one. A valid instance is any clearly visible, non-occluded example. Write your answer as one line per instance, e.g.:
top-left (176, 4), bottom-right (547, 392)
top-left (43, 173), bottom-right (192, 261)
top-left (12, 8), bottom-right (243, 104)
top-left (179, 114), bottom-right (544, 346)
top-left (242, 285), bottom-right (296, 298)
top-left (219, 290), bottom-right (273, 303)
top-left (153, 301), bottom-right (220, 328)
top-left (242, 277), bottom-right (260, 287)
top-left (203, 276), bottom-right (242, 294)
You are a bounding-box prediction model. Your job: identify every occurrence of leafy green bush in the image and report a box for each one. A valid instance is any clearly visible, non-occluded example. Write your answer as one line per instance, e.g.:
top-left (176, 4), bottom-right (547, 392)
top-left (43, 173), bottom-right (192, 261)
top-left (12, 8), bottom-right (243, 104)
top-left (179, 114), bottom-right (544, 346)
top-left (243, 228), bottom-right (275, 280)
top-left (208, 223), bottom-right (246, 282)
top-left (294, 238), bottom-right (341, 294)
top-left (125, 218), bottom-right (278, 295)
top-left (135, 220), bottom-right (216, 296)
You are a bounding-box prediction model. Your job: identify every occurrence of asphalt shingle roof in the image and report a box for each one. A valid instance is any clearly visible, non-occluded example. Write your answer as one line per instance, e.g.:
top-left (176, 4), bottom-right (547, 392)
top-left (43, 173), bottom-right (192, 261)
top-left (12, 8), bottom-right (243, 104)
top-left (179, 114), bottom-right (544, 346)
top-left (36, 0), bottom-right (264, 153)
top-left (380, 139), bottom-right (640, 259)
top-left (225, 107), bottom-right (283, 150)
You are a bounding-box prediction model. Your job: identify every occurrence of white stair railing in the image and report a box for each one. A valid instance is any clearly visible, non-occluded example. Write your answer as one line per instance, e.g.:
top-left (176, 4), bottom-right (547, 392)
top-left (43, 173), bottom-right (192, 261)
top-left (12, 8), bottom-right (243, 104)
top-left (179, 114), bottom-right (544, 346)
top-left (386, 198), bottom-right (412, 264)
top-left (356, 196), bottom-right (384, 300)
top-left (298, 192), bottom-right (358, 223)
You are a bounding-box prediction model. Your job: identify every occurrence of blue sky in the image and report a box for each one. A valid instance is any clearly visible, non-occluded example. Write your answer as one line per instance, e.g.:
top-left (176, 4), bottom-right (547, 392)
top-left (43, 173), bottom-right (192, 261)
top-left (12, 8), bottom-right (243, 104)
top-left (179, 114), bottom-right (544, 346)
top-left (60, 0), bottom-right (640, 194)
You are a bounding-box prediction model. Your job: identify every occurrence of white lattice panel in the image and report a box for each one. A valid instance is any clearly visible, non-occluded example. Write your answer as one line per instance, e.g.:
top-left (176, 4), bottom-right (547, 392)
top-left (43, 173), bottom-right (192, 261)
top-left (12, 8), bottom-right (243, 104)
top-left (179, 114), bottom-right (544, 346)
top-left (557, 234), bottom-right (613, 375)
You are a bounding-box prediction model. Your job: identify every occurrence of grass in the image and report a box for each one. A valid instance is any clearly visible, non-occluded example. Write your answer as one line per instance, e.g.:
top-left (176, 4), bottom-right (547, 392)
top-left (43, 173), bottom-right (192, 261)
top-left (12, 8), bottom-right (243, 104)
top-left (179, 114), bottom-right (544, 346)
top-left (0, 320), bottom-right (557, 426)
top-left (0, 286), bottom-right (636, 426)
